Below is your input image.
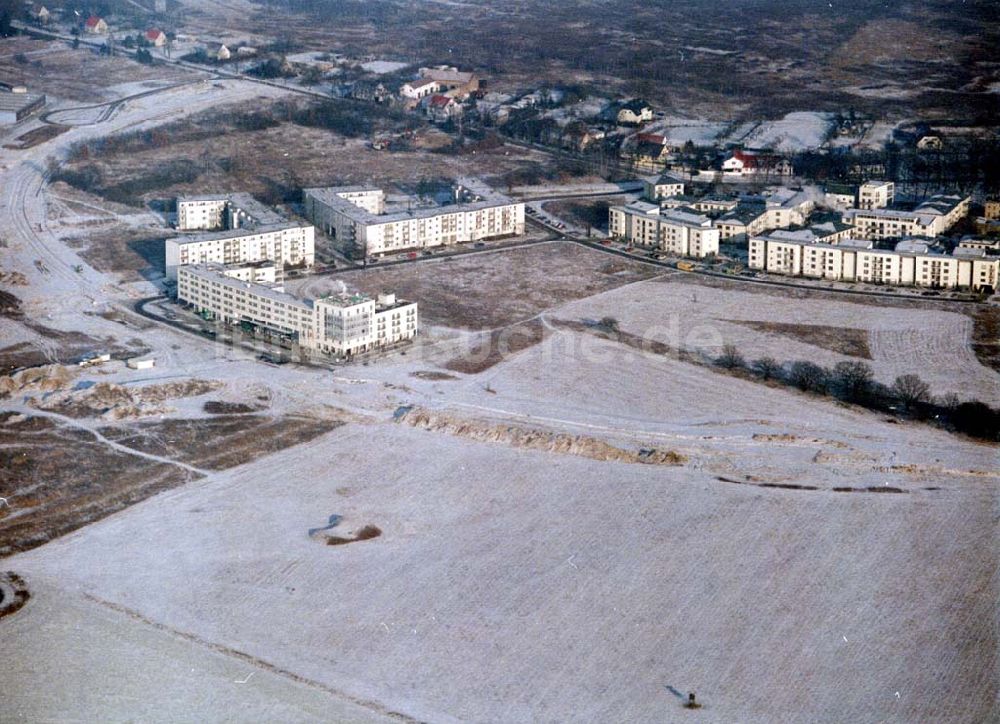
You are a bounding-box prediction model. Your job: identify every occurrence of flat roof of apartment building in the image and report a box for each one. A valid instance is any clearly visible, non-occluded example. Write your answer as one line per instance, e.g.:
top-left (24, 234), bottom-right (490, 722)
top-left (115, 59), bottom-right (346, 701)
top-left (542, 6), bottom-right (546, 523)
top-left (176, 192), bottom-right (284, 226)
top-left (179, 264), bottom-right (314, 309)
top-left (305, 179), bottom-right (518, 226)
top-left (169, 221), bottom-right (311, 246)
top-left (755, 233), bottom-right (987, 261)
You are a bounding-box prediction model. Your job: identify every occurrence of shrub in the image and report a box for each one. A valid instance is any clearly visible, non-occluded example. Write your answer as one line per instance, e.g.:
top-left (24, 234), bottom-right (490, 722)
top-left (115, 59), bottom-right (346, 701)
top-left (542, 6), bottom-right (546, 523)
top-left (950, 401), bottom-right (1000, 441)
top-left (716, 344), bottom-right (745, 370)
top-left (788, 360), bottom-right (828, 393)
top-left (751, 356), bottom-right (782, 380)
top-left (892, 374), bottom-right (930, 411)
top-left (832, 360), bottom-right (874, 402)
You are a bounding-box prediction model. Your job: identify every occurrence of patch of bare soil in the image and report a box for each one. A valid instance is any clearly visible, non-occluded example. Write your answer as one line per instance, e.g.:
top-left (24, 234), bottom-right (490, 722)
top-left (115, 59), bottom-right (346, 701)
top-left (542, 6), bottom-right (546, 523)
top-left (727, 320), bottom-right (872, 359)
top-left (203, 400), bottom-right (264, 414)
top-left (0, 413), bottom-right (199, 557)
top-left (550, 317), bottom-right (706, 365)
top-left (397, 407), bottom-right (686, 466)
top-left (0, 572), bottom-right (30, 619)
top-left (752, 433), bottom-right (848, 448)
top-left (0, 268), bottom-right (28, 286)
top-left (64, 228), bottom-right (171, 282)
top-left (410, 371), bottom-right (459, 381)
top-left (445, 319), bottom-right (548, 374)
top-left (100, 415), bottom-right (344, 471)
top-left (660, 272), bottom-right (974, 311)
top-left (3, 124), bottom-right (69, 150)
top-left (336, 242), bottom-right (660, 329)
top-left (0, 290), bottom-right (22, 317)
top-left (326, 524), bottom-right (382, 546)
top-left (36, 379), bottom-right (223, 420)
top-left (0, 331), bottom-right (144, 376)
top-left (971, 306), bottom-right (1000, 373)
top-left (0, 37), bottom-right (195, 103)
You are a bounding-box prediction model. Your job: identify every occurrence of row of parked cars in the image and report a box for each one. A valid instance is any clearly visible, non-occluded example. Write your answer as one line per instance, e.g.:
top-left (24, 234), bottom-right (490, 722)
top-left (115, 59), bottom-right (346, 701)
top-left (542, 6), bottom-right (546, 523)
top-left (525, 206), bottom-right (566, 229)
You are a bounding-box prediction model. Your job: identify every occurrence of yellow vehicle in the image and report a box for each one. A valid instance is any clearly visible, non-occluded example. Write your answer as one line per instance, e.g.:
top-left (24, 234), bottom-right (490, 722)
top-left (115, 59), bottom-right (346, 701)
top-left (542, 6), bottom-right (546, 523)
top-left (676, 260), bottom-right (696, 272)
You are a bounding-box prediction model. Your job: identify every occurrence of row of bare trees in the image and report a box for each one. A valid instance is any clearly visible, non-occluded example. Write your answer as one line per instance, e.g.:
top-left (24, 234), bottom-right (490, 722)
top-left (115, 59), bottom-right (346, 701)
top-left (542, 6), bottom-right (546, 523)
top-left (715, 344), bottom-right (999, 440)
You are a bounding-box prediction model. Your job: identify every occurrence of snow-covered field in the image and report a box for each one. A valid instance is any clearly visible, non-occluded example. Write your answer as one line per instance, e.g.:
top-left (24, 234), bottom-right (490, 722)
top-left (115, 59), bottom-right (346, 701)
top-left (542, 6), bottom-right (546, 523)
top-left (1, 55), bottom-right (997, 724)
top-left (6, 331), bottom-right (997, 722)
top-left (556, 277), bottom-right (1000, 405)
top-left (740, 112), bottom-right (833, 152)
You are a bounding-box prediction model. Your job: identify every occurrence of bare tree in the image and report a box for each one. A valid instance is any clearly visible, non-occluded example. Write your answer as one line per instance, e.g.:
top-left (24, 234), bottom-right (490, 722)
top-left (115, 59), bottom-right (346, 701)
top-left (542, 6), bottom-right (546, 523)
top-left (892, 374), bottom-right (930, 411)
top-left (716, 343), bottom-right (745, 370)
top-left (938, 392), bottom-right (961, 412)
top-left (751, 356), bottom-right (782, 380)
top-left (832, 360), bottom-right (874, 402)
top-left (789, 360), bottom-right (828, 392)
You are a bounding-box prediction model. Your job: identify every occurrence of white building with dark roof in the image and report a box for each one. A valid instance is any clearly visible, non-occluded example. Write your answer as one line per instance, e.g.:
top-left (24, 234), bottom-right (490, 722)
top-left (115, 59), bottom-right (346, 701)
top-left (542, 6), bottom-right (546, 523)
top-left (165, 223), bottom-right (315, 280)
top-left (304, 179), bottom-right (524, 257)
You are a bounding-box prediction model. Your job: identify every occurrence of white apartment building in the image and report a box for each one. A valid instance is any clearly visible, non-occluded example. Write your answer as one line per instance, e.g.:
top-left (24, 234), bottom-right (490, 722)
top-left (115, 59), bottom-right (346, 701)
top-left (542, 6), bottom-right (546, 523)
top-left (164, 223), bottom-right (315, 279)
top-left (843, 194), bottom-right (970, 241)
top-left (176, 264), bottom-right (418, 356)
top-left (641, 173), bottom-right (685, 201)
top-left (304, 179), bottom-right (525, 257)
top-left (824, 184), bottom-right (856, 211)
top-left (608, 201), bottom-right (720, 257)
top-left (176, 193), bottom-right (283, 231)
top-left (715, 205), bottom-right (769, 242)
top-left (400, 78), bottom-right (439, 100)
top-left (858, 181), bottom-right (894, 210)
top-left (762, 188), bottom-right (815, 229)
top-left (748, 234), bottom-right (998, 291)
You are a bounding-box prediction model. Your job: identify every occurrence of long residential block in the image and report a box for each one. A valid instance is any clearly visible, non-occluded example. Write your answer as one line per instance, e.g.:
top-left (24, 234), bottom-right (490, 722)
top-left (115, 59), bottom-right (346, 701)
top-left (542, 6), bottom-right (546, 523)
top-left (164, 223), bottom-right (315, 280)
top-left (176, 264), bottom-right (417, 356)
top-left (749, 234), bottom-right (998, 291)
top-left (842, 194), bottom-right (970, 241)
top-left (303, 179), bottom-right (525, 256)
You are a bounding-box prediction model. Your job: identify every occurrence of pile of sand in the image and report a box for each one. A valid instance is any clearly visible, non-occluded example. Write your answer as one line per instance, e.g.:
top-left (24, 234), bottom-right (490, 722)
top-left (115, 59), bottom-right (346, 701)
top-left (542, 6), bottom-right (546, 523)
top-left (24, 378), bottom-right (223, 421)
top-left (0, 268), bottom-right (28, 286)
top-left (0, 364), bottom-right (77, 397)
top-left (399, 408), bottom-right (686, 466)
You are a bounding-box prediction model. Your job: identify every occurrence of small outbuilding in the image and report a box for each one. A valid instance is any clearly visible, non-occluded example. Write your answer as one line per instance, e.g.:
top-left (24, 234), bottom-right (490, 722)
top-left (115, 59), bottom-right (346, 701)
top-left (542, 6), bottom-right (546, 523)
top-left (84, 16), bottom-right (108, 34)
top-left (145, 29), bottom-right (167, 47)
top-left (0, 89), bottom-right (46, 124)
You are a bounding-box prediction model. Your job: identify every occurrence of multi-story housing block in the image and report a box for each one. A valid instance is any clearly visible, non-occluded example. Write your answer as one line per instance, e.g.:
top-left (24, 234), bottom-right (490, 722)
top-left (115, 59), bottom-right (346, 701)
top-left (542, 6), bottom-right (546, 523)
top-left (858, 181), bottom-right (894, 210)
top-left (176, 264), bottom-right (418, 356)
top-left (641, 172), bottom-right (685, 201)
top-left (843, 194), bottom-right (970, 241)
top-left (608, 201), bottom-right (719, 257)
top-left (165, 223), bottom-right (315, 279)
top-left (748, 234), bottom-right (998, 291)
top-left (304, 179), bottom-right (524, 257)
top-left (176, 193), bottom-right (283, 231)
